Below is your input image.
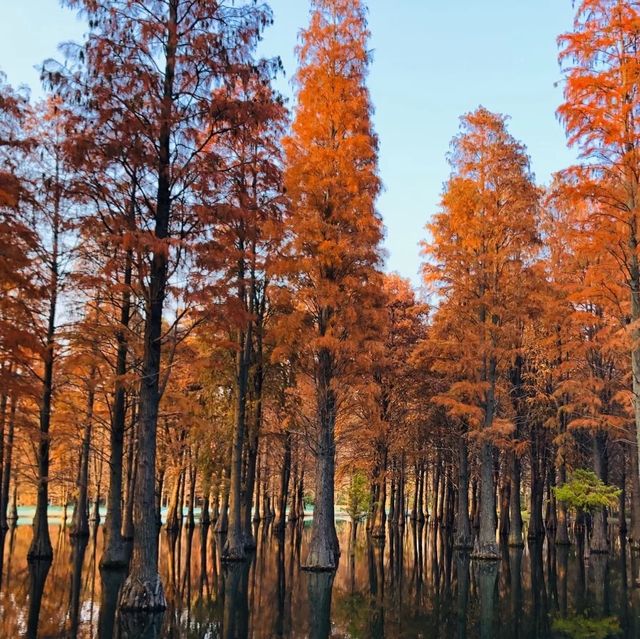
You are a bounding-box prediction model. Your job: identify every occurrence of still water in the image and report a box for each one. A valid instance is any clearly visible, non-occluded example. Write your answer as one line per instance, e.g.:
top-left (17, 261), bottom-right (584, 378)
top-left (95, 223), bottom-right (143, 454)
top-left (0, 519), bottom-right (638, 638)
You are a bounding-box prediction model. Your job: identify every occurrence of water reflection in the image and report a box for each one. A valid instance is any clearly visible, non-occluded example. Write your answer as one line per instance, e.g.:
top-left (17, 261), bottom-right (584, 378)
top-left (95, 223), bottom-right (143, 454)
top-left (0, 520), bottom-right (638, 638)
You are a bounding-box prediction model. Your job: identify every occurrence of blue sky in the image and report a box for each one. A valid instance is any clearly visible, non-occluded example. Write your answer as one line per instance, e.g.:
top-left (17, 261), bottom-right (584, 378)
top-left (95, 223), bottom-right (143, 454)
top-left (0, 1), bottom-right (577, 284)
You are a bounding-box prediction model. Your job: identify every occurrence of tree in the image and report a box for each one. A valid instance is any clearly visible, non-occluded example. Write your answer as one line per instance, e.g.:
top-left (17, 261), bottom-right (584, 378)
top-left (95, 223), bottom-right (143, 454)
top-left (423, 107), bottom-right (540, 559)
top-left (25, 100), bottom-right (78, 561)
top-left (282, 0), bottom-right (383, 570)
top-left (558, 0), bottom-right (640, 543)
top-left (60, 0), bottom-right (276, 610)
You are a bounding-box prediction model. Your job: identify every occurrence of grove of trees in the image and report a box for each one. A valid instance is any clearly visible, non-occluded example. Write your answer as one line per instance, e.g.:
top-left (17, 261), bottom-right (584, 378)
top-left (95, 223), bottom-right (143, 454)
top-left (1, 0), bottom-right (640, 618)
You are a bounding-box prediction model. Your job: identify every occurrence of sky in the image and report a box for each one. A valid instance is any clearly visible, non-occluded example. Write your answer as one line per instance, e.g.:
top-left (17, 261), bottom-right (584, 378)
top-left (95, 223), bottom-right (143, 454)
top-left (0, 1), bottom-right (578, 284)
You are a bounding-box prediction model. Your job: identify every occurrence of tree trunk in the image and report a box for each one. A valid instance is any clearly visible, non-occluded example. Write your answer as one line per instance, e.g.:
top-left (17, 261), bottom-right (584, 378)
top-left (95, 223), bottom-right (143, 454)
top-left (275, 431), bottom-right (292, 533)
top-left (417, 463), bottom-right (425, 523)
top-left (499, 470), bottom-right (510, 540)
top-left (215, 463), bottom-right (230, 534)
top-left (555, 459), bottom-right (570, 545)
top-left (508, 451), bottom-right (523, 547)
top-left (211, 473), bottom-right (220, 523)
top-left (118, 1), bottom-right (177, 611)
top-left (155, 468), bottom-right (164, 530)
top-left (411, 463), bottom-right (419, 522)
top-left (473, 441), bottom-right (499, 559)
top-left (528, 432), bottom-right (545, 541)
top-left (253, 447), bottom-right (262, 522)
top-left (165, 467), bottom-right (183, 533)
top-left (223, 322), bottom-right (252, 562)
top-left (618, 449), bottom-right (627, 537)
top-left (629, 219), bottom-right (640, 549)
top-left (186, 461), bottom-right (196, 529)
top-left (590, 433), bottom-right (609, 554)
top-left (71, 365), bottom-right (97, 538)
top-left (303, 347), bottom-right (339, 571)
top-left (0, 388), bottom-right (7, 528)
top-left (0, 395), bottom-right (17, 531)
top-left (28, 192), bottom-right (59, 562)
top-left (7, 466), bottom-right (18, 527)
top-left (121, 408), bottom-right (138, 542)
top-left (370, 443), bottom-right (387, 538)
top-left (629, 443), bottom-right (640, 548)
top-left (455, 437), bottom-right (473, 549)
top-left (101, 206), bottom-right (134, 568)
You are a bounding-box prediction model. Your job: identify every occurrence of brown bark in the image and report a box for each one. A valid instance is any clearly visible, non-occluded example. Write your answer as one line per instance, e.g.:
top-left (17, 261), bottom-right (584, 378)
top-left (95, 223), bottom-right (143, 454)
top-left (302, 346), bottom-right (339, 570)
top-left (370, 443), bottom-right (387, 538)
top-left (508, 452), bottom-right (524, 547)
top-left (223, 319), bottom-right (252, 561)
top-left (455, 436), bottom-right (472, 549)
top-left (275, 431), bottom-right (292, 533)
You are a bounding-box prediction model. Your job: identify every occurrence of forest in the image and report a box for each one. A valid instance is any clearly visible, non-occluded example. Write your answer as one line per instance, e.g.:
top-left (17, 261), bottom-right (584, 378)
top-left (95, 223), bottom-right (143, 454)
top-left (1, 0), bottom-right (640, 637)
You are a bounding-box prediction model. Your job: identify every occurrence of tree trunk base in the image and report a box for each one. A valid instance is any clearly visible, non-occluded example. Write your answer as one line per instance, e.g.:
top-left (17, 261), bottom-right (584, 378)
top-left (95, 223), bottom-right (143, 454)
top-left (118, 611), bottom-right (165, 638)
top-left (222, 542), bottom-right (247, 563)
top-left (471, 540), bottom-right (500, 560)
top-left (302, 545), bottom-right (339, 572)
top-left (301, 563), bottom-right (337, 572)
top-left (454, 538), bottom-right (474, 550)
top-left (370, 526), bottom-right (385, 539)
top-left (27, 539), bottom-right (53, 562)
top-left (507, 533), bottom-right (524, 548)
top-left (100, 541), bottom-right (130, 570)
top-left (118, 574), bottom-right (167, 612)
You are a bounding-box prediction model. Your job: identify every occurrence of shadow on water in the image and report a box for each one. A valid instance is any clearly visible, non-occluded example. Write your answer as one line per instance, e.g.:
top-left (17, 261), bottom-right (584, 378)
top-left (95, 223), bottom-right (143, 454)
top-left (223, 559), bottom-right (251, 639)
top-left (307, 571), bottom-right (334, 639)
top-left (1, 519), bottom-right (640, 637)
top-left (26, 557), bottom-right (51, 639)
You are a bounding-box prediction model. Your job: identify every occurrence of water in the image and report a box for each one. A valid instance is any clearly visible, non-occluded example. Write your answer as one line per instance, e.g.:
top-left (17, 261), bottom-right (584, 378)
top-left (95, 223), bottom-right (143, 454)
top-left (0, 520), bottom-right (638, 638)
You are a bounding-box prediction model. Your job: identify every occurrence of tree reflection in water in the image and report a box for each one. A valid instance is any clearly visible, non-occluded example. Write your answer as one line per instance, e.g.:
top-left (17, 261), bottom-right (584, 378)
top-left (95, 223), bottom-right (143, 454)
top-left (0, 520), bottom-right (639, 638)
